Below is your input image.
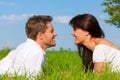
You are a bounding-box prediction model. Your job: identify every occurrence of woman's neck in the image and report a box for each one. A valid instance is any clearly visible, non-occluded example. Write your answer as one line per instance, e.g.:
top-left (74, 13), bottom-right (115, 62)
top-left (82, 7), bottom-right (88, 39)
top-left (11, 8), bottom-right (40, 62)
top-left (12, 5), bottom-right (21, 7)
top-left (82, 37), bottom-right (101, 51)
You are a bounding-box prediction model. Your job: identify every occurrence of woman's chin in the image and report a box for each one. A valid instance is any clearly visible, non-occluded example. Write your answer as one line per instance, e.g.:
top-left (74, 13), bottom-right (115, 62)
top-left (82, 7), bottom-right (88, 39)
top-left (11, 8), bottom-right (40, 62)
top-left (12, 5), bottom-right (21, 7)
top-left (74, 40), bottom-right (81, 44)
top-left (74, 42), bottom-right (79, 44)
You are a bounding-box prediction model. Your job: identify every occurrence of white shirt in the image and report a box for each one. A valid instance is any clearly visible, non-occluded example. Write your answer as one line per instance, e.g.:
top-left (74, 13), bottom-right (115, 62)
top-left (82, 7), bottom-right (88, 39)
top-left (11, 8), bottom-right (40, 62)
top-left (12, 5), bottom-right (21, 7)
top-left (0, 38), bottom-right (46, 76)
top-left (93, 44), bottom-right (120, 72)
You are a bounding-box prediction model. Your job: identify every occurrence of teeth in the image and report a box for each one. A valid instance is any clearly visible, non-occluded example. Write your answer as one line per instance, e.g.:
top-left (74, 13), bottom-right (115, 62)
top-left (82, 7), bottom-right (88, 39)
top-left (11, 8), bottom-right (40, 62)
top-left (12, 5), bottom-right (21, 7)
top-left (73, 37), bottom-right (76, 39)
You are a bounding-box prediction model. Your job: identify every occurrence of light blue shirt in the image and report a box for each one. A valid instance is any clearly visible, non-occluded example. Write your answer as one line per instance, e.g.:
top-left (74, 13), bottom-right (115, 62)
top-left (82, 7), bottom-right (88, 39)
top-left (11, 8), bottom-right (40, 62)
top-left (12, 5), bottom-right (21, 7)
top-left (0, 38), bottom-right (46, 76)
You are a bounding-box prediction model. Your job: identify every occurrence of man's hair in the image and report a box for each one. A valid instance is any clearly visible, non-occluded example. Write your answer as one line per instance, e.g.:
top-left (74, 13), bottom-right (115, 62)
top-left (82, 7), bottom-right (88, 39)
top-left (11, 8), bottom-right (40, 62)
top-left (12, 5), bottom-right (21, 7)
top-left (25, 15), bottom-right (53, 40)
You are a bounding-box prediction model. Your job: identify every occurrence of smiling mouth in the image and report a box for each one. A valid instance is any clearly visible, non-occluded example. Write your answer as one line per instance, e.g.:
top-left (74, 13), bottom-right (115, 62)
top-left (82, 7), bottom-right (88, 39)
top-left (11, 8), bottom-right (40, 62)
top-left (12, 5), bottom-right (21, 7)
top-left (73, 36), bottom-right (77, 39)
top-left (52, 38), bottom-right (56, 41)
top-left (53, 37), bottom-right (56, 40)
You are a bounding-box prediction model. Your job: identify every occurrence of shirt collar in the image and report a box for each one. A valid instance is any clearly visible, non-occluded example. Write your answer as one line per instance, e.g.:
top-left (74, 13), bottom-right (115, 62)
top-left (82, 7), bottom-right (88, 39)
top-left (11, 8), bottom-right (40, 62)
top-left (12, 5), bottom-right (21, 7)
top-left (26, 38), bottom-right (45, 54)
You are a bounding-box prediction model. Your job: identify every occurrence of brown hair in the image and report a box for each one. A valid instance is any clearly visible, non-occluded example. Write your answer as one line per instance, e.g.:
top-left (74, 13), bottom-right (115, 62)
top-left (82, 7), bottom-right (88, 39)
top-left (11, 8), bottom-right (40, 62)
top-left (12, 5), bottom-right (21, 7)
top-left (25, 15), bottom-right (53, 40)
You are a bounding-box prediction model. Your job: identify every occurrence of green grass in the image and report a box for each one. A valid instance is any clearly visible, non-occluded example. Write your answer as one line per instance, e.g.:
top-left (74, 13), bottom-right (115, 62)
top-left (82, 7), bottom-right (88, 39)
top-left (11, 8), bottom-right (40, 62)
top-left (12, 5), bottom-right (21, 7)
top-left (0, 47), bottom-right (11, 60)
top-left (0, 48), bottom-right (120, 80)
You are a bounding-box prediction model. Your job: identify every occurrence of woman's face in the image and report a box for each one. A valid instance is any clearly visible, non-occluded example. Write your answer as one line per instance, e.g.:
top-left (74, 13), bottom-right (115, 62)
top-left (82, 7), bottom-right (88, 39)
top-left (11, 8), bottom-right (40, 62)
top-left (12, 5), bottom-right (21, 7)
top-left (71, 28), bottom-right (88, 44)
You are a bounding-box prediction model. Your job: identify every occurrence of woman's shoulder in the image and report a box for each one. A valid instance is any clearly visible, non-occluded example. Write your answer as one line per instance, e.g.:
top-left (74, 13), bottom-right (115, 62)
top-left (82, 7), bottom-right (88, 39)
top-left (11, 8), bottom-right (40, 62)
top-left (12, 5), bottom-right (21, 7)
top-left (97, 38), bottom-right (111, 45)
top-left (97, 38), bottom-right (119, 50)
top-left (95, 44), bottom-right (109, 51)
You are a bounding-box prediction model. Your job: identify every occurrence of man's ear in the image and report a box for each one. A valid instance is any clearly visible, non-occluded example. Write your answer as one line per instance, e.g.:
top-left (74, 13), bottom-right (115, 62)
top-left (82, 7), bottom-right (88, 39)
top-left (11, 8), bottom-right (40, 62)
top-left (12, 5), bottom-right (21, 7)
top-left (37, 32), bottom-right (44, 40)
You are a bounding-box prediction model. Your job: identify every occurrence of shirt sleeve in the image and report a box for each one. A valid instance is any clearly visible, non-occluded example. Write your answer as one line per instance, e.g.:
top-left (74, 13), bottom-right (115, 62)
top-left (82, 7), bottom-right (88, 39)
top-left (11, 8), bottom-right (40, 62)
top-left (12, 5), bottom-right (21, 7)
top-left (93, 45), bottom-right (106, 63)
top-left (0, 50), bottom-right (16, 74)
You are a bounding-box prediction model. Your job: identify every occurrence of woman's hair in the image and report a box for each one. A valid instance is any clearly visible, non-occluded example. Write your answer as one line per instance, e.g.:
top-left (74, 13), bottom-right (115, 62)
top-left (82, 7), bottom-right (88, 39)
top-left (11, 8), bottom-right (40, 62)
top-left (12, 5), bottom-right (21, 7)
top-left (26, 15), bottom-right (52, 40)
top-left (69, 14), bottom-right (105, 71)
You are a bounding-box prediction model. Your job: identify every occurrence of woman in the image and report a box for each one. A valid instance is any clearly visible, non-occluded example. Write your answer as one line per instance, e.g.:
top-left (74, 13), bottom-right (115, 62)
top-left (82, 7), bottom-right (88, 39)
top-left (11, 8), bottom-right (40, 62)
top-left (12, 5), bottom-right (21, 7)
top-left (69, 14), bottom-right (120, 75)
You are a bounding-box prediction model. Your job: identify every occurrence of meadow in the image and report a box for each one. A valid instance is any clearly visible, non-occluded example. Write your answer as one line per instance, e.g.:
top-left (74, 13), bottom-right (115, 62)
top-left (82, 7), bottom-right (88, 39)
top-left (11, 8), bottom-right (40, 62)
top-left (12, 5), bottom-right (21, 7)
top-left (0, 48), bottom-right (120, 80)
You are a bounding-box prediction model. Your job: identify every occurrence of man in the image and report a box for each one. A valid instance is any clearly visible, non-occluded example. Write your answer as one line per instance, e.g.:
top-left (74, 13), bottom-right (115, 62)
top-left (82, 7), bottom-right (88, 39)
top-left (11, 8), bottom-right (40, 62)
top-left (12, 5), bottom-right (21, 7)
top-left (0, 15), bottom-right (57, 76)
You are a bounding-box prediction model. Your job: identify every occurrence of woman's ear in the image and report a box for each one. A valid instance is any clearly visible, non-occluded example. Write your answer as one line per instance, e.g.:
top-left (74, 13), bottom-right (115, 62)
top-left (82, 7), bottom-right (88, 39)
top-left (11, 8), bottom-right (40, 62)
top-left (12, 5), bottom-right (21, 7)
top-left (85, 31), bottom-right (89, 36)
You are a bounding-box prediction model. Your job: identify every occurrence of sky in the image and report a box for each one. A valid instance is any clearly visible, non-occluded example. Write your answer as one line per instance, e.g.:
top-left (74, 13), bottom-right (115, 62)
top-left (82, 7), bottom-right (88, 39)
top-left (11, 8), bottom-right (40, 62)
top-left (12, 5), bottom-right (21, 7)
top-left (0, 0), bottom-right (120, 50)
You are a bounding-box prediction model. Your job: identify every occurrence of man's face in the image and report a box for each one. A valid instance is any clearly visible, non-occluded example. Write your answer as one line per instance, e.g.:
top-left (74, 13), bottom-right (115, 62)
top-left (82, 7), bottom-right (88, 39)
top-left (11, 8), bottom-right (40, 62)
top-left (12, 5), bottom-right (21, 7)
top-left (42, 23), bottom-right (57, 48)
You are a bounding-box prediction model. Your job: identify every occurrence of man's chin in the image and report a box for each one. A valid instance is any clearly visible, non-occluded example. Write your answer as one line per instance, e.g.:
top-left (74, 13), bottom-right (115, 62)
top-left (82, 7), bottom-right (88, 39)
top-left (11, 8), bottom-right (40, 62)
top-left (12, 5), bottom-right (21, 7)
top-left (48, 44), bottom-right (56, 48)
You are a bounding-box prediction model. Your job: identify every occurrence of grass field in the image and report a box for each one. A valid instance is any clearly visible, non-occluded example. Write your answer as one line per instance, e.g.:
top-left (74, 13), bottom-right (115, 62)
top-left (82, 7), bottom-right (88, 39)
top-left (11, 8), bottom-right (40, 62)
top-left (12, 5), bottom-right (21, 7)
top-left (0, 48), bottom-right (120, 80)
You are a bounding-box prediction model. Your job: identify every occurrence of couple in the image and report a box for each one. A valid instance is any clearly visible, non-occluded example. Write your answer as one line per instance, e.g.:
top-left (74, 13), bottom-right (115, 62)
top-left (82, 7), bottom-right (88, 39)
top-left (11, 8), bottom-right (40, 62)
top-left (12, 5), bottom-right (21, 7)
top-left (0, 14), bottom-right (120, 76)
